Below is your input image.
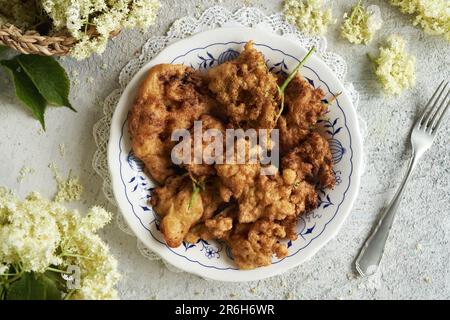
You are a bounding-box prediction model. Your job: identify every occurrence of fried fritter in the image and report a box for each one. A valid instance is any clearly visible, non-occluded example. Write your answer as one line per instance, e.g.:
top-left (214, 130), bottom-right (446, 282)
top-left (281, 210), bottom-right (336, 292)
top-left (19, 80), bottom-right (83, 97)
top-left (228, 219), bottom-right (293, 270)
top-left (151, 175), bottom-right (224, 247)
top-left (130, 42), bottom-right (337, 270)
top-left (278, 76), bottom-right (328, 154)
top-left (199, 178), bottom-right (224, 221)
top-left (150, 176), bottom-right (203, 247)
top-left (182, 115), bottom-right (225, 179)
top-left (238, 173), bottom-right (318, 224)
top-left (208, 42), bottom-right (280, 129)
top-left (216, 162), bottom-right (317, 224)
top-left (282, 132), bottom-right (335, 189)
top-left (234, 132), bottom-right (336, 229)
top-left (129, 64), bottom-right (211, 184)
top-left (215, 137), bottom-right (318, 224)
top-left (215, 161), bottom-right (260, 201)
top-left (185, 207), bottom-right (235, 243)
top-left (150, 175), bottom-right (186, 217)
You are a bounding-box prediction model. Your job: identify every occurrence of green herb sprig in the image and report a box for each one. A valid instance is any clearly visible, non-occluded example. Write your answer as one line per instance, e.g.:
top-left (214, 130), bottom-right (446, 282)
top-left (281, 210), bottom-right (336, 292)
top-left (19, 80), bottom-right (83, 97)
top-left (188, 174), bottom-right (204, 211)
top-left (275, 47), bottom-right (316, 124)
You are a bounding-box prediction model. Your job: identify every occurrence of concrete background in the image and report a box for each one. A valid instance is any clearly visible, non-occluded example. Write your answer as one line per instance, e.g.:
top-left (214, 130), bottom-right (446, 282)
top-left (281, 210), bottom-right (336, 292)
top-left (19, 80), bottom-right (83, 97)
top-left (0, 0), bottom-right (449, 299)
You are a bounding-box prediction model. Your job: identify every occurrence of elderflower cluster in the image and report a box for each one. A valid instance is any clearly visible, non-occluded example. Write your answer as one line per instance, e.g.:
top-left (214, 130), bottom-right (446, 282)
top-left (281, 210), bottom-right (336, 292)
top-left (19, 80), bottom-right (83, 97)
top-left (49, 163), bottom-right (84, 202)
top-left (0, 187), bottom-right (120, 300)
top-left (283, 0), bottom-right (334, 36)
top-left (0, 0), bottom-right (161, 59)
top-left (45, 0), bottom-right (161, 59)
top-left (341, 2), bottom-right (383, 45)
top-left (390, 0), bottom-right (450, 41)
top-left (373, 35), bottom-right (416, 95)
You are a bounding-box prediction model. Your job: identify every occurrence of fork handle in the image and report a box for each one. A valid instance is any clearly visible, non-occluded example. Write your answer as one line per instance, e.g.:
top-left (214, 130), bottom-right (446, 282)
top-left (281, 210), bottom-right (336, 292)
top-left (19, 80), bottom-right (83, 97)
top-left (355, 153), bottom-right (421, 277)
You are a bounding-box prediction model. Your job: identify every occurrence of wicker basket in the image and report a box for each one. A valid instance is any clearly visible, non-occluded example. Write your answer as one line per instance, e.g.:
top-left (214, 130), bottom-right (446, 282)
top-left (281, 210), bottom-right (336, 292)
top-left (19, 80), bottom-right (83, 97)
top-left (0, 23), bottom-right (119, 56)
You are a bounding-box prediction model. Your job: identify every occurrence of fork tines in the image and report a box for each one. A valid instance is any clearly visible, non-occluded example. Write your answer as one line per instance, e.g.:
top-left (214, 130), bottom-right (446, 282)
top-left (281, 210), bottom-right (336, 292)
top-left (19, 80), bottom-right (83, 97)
top-left (419, 80), bottom-right (450, 133)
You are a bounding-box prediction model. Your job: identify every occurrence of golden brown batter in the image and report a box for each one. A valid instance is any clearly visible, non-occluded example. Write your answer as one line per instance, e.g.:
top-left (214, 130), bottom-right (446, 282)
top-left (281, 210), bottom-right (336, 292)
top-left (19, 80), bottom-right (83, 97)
top-left (128, 42), bottom-right (335, 269)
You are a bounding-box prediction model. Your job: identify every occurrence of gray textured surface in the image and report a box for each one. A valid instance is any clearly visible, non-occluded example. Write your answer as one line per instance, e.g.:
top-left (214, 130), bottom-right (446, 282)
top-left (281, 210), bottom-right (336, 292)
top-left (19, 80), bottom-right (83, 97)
top-left (0, 0), bottom-right (449, 300)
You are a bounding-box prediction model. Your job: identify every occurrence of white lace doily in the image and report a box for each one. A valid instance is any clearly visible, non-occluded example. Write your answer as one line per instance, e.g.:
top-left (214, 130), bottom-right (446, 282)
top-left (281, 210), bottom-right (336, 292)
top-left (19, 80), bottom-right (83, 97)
top-left (92, 6), bottom-right (361, 273)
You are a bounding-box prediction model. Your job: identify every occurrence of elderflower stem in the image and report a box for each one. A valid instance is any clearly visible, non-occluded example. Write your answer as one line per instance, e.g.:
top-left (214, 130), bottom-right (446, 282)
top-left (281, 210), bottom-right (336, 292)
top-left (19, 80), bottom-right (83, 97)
top-left (188, 173), bottom-right (200, 186)
top-left (3, 262), bottom-right (24, 284)
top-left (275, 93), bottom-right (285, 124)
top-left (6, 271), bottom-right (24, 284)
top-left (64, 289), bottom-right (76, 300)
top-left (279, 47), bottom-right (316, 93)
top-left (351, 0), bottom-right (363, 20)
top-left (275, 47), bottom-right (316, 125)
top-left (61, 252), bottom-right (94, 260)
top-left (46, 267), bottom-right (70, 274)
top-left (367, 53), bottom-right (376, 64)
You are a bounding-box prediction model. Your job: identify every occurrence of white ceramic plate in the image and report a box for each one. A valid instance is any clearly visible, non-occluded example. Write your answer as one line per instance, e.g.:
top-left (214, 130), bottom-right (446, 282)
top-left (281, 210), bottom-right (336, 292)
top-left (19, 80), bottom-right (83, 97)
top-left (108, 27), bottom-right (363, 282)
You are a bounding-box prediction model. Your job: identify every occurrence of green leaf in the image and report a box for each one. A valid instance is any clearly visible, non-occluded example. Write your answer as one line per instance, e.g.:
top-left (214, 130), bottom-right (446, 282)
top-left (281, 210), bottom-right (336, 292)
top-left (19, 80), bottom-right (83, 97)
top-left (6, 272), bottom-right (62, 300)
top-left (1, 58), bottom-right (47, 129)
top-left (16, 55), bottom-right (75, 112)
top-left (44, 269), bottom-right (67, 292)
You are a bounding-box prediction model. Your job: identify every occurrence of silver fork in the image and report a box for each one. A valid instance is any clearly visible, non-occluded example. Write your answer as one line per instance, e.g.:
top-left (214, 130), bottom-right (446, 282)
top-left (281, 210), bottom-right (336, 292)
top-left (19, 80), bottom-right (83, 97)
top-left (355, 80), bottom-right (450, 277)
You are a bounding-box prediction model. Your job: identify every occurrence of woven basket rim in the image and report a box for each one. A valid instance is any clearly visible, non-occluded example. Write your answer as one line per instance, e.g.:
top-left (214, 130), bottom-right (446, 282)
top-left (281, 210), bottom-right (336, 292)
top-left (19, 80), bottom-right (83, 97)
top-left (0, 23), bottom-right (118, 56)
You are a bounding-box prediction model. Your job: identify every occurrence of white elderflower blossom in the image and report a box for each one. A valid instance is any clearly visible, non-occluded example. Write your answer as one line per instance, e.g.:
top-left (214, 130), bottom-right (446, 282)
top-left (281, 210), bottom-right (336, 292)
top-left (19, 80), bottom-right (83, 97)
top-left (65, 1), bottom-right (83, 39)
top-left (80, 206), bottom-right (112, 232)
top-left (125, 0), bottom-right (161, 29)
top-left (284, 0), bottom-right (334, 36)
top-left (0, 0), bottom-right (161, 59)
top-left (341, 2), bottom-right (383, 45)
top-left (0, 264), bottom-right (8, 275)
top-left (93, 8), bottom-right (124, 37)
top-left (69, 35), bottom-right (109, 59)
top-left (373, 35), bottom-right (416, 95)
top-left (41, 0), bottom-right (69, 29)
top-left (53, 0), bottom-right (161, 59)
top-left (390, 0), bottom-right (450, 40)
top-left (0, 187), bottom-right (120, 300)
top-left (0, 191), bottom-right (62, 273)
top-left (68, 229), bottom-right (120, 300)
top-left (49, 163), bottom-right (84, 202)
